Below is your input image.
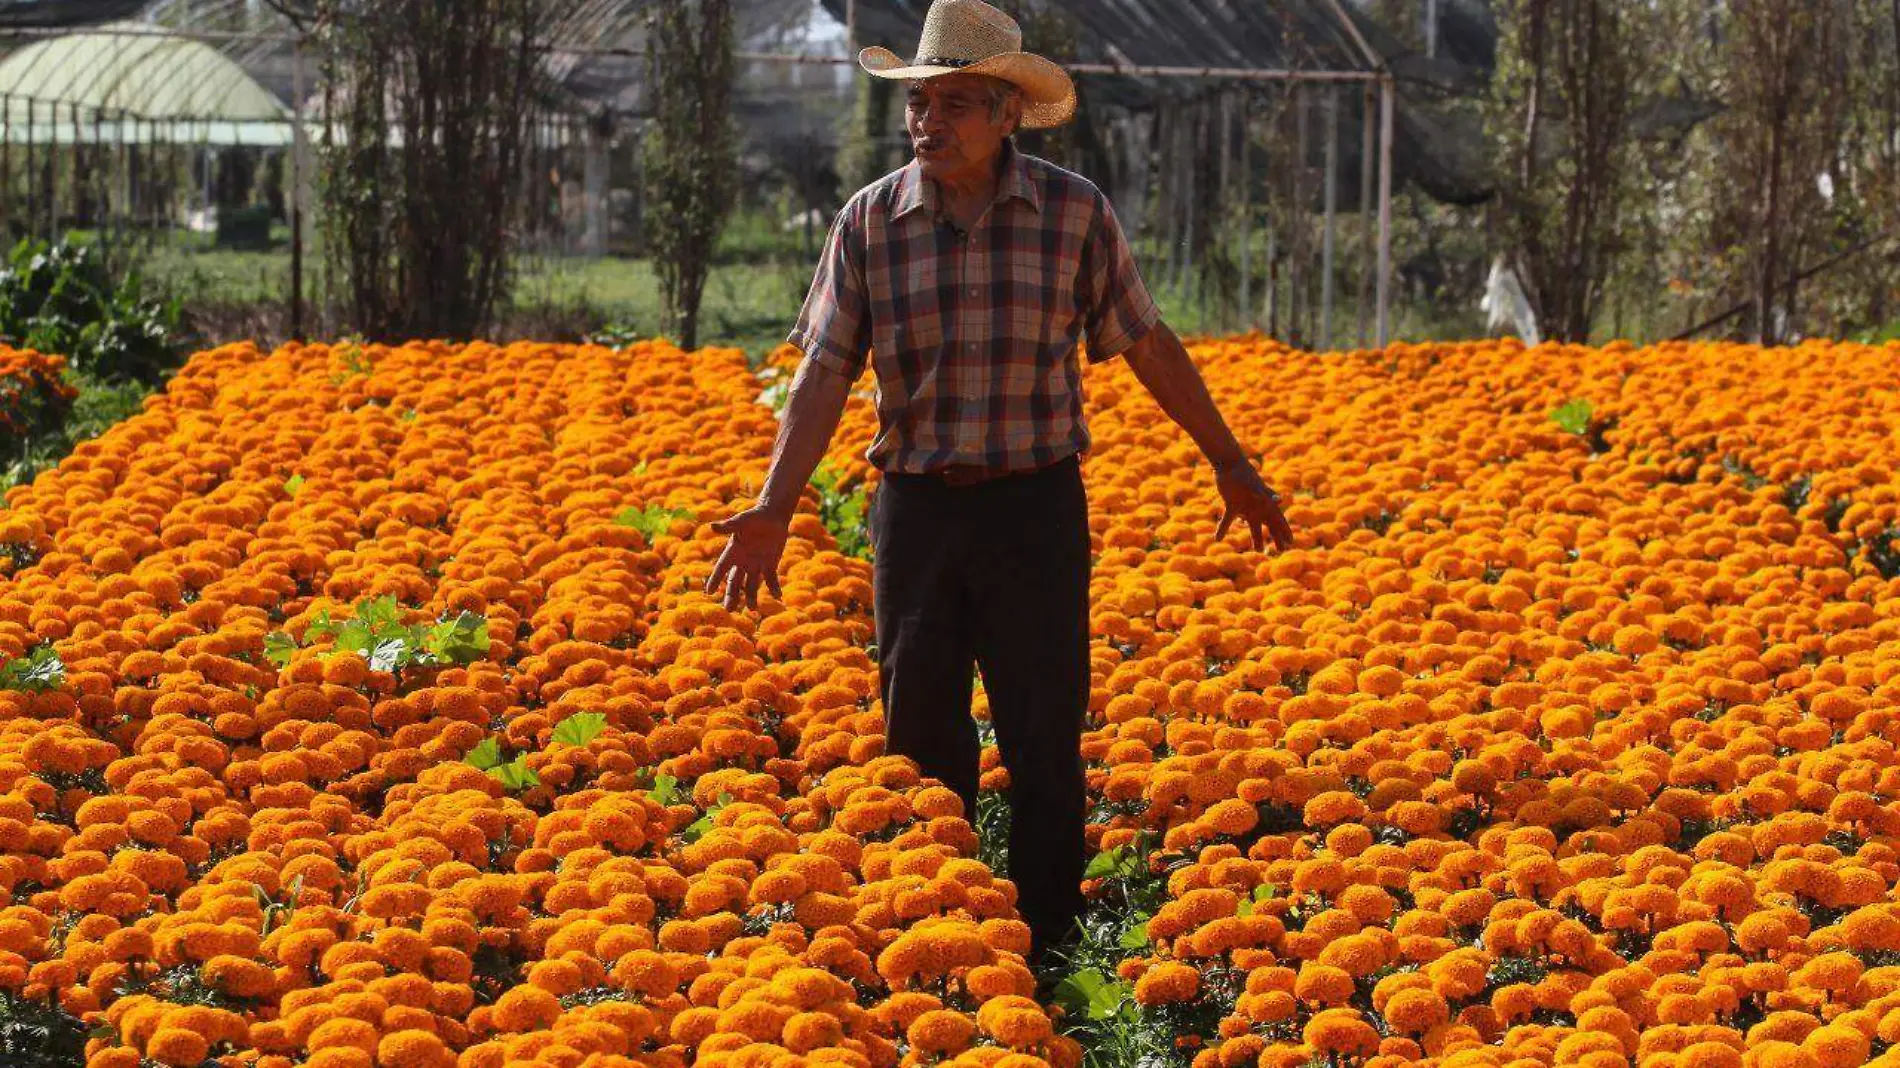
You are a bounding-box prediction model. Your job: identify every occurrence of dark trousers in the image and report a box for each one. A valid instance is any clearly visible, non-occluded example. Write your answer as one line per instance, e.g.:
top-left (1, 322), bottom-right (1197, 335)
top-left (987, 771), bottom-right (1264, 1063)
top-left (868, 453), bottom-right (1090, 958)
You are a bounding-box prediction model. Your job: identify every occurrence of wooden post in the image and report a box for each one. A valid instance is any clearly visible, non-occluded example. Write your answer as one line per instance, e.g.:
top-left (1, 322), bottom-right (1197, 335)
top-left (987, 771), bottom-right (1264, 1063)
top-left (1358, 81), bottom-right (1374, 349)
top-left (1238, 92), bottom-right (1252, 330)
top-left (1216, 93), bottom-right (1232, 332)
top-left (1377, 75), bottom-right (1394, 347)
top-left (1291, 85), bottom-right (1306, 348)
top-left (24, 100), bottom-right (33, 239)
top-left (1321, 85), bottom-right (1338, 352)
top-left (49, 102), bottom-right (59, 242)
top-left (290, 41), bottom-right (306, 341)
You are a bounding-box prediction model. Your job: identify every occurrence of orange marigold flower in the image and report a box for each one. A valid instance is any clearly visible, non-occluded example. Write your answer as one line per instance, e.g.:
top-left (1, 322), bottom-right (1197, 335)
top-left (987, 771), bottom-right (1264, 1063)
top-left (1134, 962), bottom-right (1202, 1006)
top-left (909, 1010), bottom-right (978, 1054)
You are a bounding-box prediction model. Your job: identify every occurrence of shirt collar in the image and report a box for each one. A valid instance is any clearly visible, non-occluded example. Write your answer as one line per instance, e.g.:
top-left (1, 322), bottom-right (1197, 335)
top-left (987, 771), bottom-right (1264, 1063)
top-left (892, 138), bottom-right (1043, 223)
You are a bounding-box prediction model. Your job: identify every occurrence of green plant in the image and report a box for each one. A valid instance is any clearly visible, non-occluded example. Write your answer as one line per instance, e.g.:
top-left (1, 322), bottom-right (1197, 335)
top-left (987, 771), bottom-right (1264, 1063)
top-left (0, 989), bottom-right (90, 1068)
top-left (0, 644), bottom-right (64, 692)
top-left (0, 237), bottom-right (186, 385)
top-left (1550, 398), bottom-right (1594, 434)
top-left (683, 790), bottom-right (735, 843)
top-left (587, 322), bottom-right (645, 348)
top-left (463, 737), bottom-right (541, 791)
top-left (812, 461), bottom-right (870, 559)
top-left (644, 0), bottom-right (738, 350)
top-left (263, 594), bottom-right (490, 681)
top-left (614, 503), bottom-right (696, 542)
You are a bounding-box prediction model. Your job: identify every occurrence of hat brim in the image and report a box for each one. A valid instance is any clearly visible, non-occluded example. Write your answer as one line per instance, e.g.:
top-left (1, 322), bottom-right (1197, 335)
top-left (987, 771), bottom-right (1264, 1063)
top-left (858, 45), bottom-right (1077, 130)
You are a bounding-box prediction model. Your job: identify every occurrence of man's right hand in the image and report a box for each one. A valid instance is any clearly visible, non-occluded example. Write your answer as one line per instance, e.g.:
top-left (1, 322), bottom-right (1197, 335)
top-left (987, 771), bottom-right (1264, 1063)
top-left (705, 506), bottom-right (791, 612)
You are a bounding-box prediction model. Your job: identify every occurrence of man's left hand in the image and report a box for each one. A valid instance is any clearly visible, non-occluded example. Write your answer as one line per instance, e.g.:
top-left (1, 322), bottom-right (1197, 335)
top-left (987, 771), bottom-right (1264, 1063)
top-left (1213, 458), bottom-right (1294, 552)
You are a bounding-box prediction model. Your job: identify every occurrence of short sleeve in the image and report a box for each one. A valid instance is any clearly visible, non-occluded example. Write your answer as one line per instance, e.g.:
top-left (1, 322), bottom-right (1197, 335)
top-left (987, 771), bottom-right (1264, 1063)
top-left (1078, 194), bottom-right (1161, 364)
top-left (787, 200), bottom-right (871, 379)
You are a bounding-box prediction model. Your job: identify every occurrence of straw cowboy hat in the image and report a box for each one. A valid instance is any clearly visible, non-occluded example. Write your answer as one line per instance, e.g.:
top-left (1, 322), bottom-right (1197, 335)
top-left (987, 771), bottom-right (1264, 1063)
top-left (858, 0), bottom-right (1077, 130)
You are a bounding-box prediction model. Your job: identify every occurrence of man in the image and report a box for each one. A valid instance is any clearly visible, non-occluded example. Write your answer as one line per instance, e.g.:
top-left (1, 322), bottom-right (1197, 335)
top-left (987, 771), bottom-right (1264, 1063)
top-left (705, 0), bottom-right (1294, 973)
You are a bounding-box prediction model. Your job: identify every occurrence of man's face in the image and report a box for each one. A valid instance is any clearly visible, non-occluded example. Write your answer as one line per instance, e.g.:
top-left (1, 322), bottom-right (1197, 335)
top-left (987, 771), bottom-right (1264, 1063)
top-left (905, 73), bottom-right (1019, 182)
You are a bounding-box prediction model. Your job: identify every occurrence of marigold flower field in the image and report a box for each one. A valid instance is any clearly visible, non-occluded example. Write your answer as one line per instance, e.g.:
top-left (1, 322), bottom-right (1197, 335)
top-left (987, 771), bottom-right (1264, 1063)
top-left (3, 334), bottom-right (1900, 1068)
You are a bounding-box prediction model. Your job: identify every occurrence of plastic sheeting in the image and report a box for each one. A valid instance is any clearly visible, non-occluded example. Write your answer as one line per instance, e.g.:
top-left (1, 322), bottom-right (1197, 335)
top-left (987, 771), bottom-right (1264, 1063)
top-left (0, 24), bottom-right (292, 139)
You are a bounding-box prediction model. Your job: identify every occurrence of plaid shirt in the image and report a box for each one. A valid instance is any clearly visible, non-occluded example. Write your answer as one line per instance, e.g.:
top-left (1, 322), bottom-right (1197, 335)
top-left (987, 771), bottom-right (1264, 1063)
top-left (787, 140), bottom-right (1160, 476)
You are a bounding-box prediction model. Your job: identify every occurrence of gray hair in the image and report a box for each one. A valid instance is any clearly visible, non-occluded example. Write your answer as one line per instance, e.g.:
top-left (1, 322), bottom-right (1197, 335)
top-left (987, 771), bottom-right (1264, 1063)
top-left (982, 76), bottom-right (1023, 121)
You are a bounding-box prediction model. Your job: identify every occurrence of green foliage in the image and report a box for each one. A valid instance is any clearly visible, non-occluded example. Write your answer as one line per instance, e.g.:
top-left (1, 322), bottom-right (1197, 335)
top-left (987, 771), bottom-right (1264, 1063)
top-left (0, 645), bottom-right (64, 692)
top-left (551, 712), bottom-right (607, 748)
top-left (683, 791), bottom-right (735, 843)
top-left (0, 237), bottom-right (186, 386)
top-left (645, 0), bottom-right (738, 350)
top-left (0, 351), bottom-right (73, 452)
top-left (1, 366), bottom-right (153, 495)
top-left (812, 462), bottom-right (871, 560)
top-left (1550, 398), bottom-right (1594, 435)
top-left (1051, 967), bottom-right (1136, 1024)
top-left (975, 788), bottom-right (1011, 879)
top-left (283, 473), bottom-right (306, 497)
top-left (263, 594), bottom-right (490, 677)
top-left (614, 503), bottom-right (696, 542)
top-left (648, 772), bottom-right (685, 806)
top-left (587, 322), bottom-right (646, 349)
top-left (0, 989), bottom-right (90, 1067)
top-left (463, 737), bottom-right (542, 792)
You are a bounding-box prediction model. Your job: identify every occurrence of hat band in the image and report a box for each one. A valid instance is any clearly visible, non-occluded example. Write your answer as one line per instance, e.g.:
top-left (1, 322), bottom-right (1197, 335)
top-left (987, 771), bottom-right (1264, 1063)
top-left (912, 54), bottom-right (976, 68)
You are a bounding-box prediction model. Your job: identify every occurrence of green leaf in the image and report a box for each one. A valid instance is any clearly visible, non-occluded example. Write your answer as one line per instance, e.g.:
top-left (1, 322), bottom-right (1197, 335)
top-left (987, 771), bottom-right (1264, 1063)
top-left (262, 630), bottom-right (299, 668)
top-left (1550, 398), bottom-right (1594, 435)
top-left (1084, 845), bottom-right (1133, 881)
top-left (648, 773), bottom-right (683, 806)
top-left (1051, 968), bottom-right (1132, 1023)
top-left (464, 737), bottom-right (503, 771)
top-left (682, 814), bottom-right (714, 842)
top-left (1118, 914), bottom-right (1152, 950)
top-left (366, 636), bottom-right (410, 674)
top-left (614, 503), bottom-right (697, 542)
top-left (552, 712), bottom-right (608, 748)
top-left (303, 609), bottom-right (339, 644)
top-left (491, 758), bottom-right (541, 791)
top-left (283, 473), bottom-right (305, 497)
top-left (424, 611), bottom-right (491, 665)
top-left (355, 595), bottom-right (404, 630)
top-left (331, 620), bottom-right (375, 656)
top-left (0, 645), bottom-right (65, 692)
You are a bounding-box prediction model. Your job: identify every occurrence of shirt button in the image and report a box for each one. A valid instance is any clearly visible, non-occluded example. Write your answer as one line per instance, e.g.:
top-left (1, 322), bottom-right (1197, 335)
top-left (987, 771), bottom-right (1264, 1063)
top-left (968, 288), bottom-right (978, 298)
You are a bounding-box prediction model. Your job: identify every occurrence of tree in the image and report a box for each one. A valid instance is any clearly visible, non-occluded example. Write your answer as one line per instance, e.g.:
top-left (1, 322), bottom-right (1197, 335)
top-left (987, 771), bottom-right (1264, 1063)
top-left (295, 0), bottom-right (565, 341)
top-left (645, 0), bottom-right (738, 352)
top-left (1483, 0), bottom-right (1642, 342)
top-left (1707, 0), bottom-right (1856, 342)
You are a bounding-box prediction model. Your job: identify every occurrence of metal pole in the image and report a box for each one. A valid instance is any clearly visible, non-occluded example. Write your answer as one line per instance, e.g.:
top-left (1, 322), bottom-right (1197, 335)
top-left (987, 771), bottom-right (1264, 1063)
top-left (1291, 86), bottom-right (1306, 347)
top-left (1358, 82), bottom-right (1374, 348)
top-left (845, 0), bottom-right (856, 55)
top-left (1321, 85), bottom-right (1338, 352)
top-left (1424, 0), bottom-right (1439, 59)
top-left (2, 96), bottom-right (10, 241)
top-left (290, 42), bottom-right (305, 341)
top-left (1238, 92), bottom-right (1251, 330)
top-left (1376, 75), bottom-right (1394, 348)
top-left (48, 102), bottom-right (58, 242)
top-left (1320, 0), bottom-right (1384, 70)
top-left (24, 101), bottom-right (33, 239)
